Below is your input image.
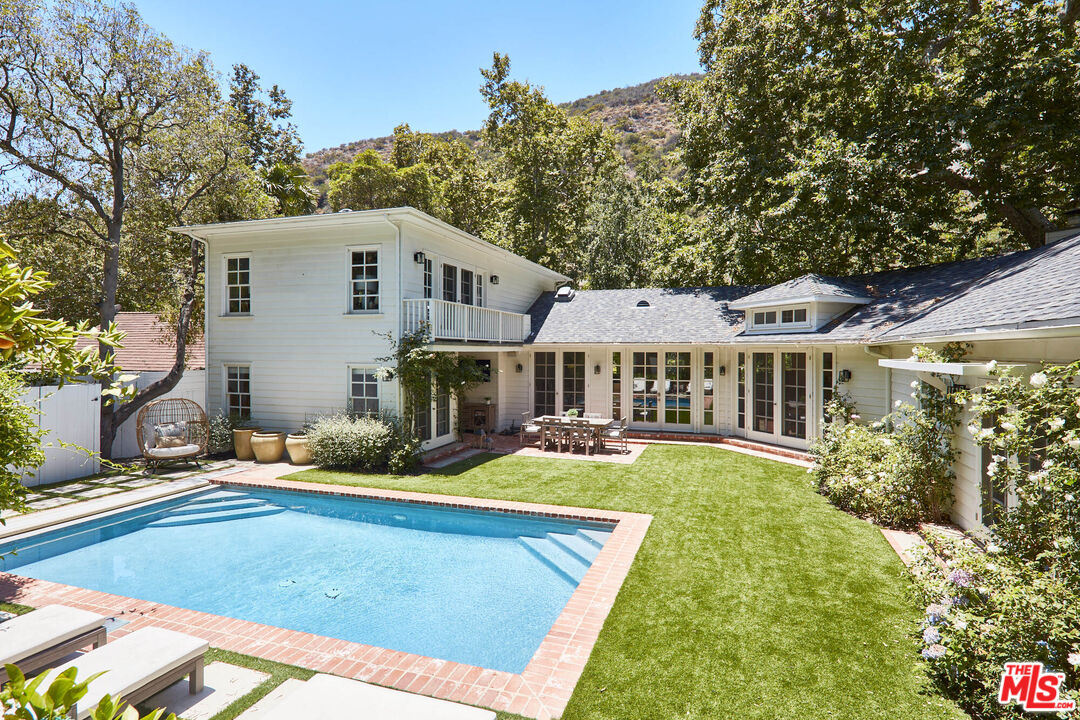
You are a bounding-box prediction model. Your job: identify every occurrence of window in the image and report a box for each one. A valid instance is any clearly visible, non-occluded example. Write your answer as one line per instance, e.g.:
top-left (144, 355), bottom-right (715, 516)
top-left (461, 269), bottom-right (474, 305)
top-left (534, 352), bottom-right (555, 416)
top-left (423, 257), bottom-right (433, 299)
top-left (225, 256), bottom-right (251, 314)
top-left (753, 310), bottom-right (778, 326)
top-left (781, 352), bottom-right (807, 439)
top-left (225, 365), bottom-right (251, 419)
top-left (981, 413), bottom-right (1008, 527)
top-left (612, 351), bottom-right (623, 420)
top-left (822, 352), bottom-right (834, 423)
top-left (703, 351), bottom-right (715, 426)
top-left (435, 385), bottom-right (450, 436)
top-left (737, 352), bottom-right (746, 429)
top-left (442, 264), bottom-right (457, 302)
top-left (349, 368), bottom-right (380, 416)
top-left (350, 250), bottom-right (379, 312)
top-left (781, 308), bottom-right (808, 324)
top-left (413, 380), bottom-right (432, 441)
top-left (562, 351), bottom-right (586, 414)
top-left (664, 351), bottom-right (691, 425)
top-left (475, 274), bottom-right (484, 307)
top-left (632, 352), bottom-right (659, 423)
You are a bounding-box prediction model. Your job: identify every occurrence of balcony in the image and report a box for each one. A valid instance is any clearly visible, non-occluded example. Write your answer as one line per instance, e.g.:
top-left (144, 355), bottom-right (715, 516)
top-left (402, 298), bottom-right (531, 344)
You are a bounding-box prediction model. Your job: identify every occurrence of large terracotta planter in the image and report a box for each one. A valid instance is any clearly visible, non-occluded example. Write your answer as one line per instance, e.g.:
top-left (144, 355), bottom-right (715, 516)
top-left (232, 428), bottom-right (259, 460)
top-left (285, 434), bottom-right (312, 465)
top-left (251, 431), bottom-right (287, 463)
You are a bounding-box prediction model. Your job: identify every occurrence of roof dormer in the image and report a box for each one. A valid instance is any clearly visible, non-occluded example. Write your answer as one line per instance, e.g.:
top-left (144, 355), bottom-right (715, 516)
top-left (729, 274), bottom-right (871, 333)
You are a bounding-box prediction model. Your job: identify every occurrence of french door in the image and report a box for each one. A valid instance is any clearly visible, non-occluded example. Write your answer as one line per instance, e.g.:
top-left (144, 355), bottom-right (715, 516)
top-left (746, 349), bottom-right (810, 448)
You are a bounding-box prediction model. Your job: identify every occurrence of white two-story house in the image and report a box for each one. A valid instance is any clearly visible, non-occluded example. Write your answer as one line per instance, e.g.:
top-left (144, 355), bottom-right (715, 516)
top-left (175, 207), bottom-right (1080, 535)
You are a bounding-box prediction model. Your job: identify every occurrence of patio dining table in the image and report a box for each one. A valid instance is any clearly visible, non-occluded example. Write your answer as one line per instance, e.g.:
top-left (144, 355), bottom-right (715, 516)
top-left (533, 415), bottom-right (614, 455)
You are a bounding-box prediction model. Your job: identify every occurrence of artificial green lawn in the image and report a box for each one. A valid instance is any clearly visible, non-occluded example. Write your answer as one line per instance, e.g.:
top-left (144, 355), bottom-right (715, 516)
top-left (286, 445), bottom-right (968, 720)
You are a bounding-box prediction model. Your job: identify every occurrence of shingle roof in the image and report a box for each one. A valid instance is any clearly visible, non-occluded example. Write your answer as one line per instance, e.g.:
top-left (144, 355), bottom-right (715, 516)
top-left (526, 287), bottom-right (760, 344)
top-left (729, 273), bottom-right (869, 308)
top-left (525, 233), bottom-right (1080, 345)
top-left (75, 312), bottom-right (205, 371)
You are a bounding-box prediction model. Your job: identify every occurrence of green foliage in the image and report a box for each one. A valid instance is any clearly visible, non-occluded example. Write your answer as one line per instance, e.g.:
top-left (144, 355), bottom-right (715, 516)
top-left (667, 0), bottom-right (1080, 285)
top-left (969, 360), bottom-right (1080, 583)
top-left (260, 162), bottom-right (317, 217)
top-left (307, 413), bottom-right (412, 473)
top-left (911, 533), bottom-right (1080, 718)
top-left (0, 370), bottom-right (40, 516)
top-left (228, 63), bottom-right (303, 168)
top-left (207, 413), bottom-right (251, 456)
top-left (1, 663), bottom-right (174, 720)
top-left (327, 149), bottom-right (441, 216)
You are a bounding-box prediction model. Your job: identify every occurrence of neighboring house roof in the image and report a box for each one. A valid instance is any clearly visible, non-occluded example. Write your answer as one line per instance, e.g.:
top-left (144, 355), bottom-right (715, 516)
top-left (526, 233), bottom-right (1080, 345)
top-left (75, 312), bottom-right (205, 371)
top-left (728, 273), bottom-right (870, 309)
top-left (526, 286), bottom-right (760, 344)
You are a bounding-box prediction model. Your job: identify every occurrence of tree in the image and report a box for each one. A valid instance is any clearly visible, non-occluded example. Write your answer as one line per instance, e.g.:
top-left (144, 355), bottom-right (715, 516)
top-left (326, 149), bottom-right (440, 215)
top-left (262, 161), bottom-right (317, 216)
top-left (668, 0), bottom-right (1080, 284)
top-left (228, 63), bottom-right (302, 168)
top-left (0, 0), bottom-right (271, 456)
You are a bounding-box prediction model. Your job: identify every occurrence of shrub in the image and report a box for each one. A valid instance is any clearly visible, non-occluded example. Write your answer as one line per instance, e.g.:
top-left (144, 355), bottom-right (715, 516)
top-left (307, 413), bottom-right (420, 473)
top-left (0, 369), bottom-right (43, 514)
top-left (207, 412), bottom-right (252, 456)
top-left (911, 533), bottom-right (1080, 718)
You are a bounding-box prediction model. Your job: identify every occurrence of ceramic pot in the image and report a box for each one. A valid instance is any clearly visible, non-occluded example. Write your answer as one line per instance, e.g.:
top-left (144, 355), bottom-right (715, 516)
top-left (285, 434), bottom-right (312, 465)
top-left (251, 431), bottom-right (286, 463)
top-left (232, 428), bottom-right (259, 460)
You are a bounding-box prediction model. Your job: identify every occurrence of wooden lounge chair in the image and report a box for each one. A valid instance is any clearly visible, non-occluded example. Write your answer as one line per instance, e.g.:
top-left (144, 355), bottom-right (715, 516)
top-left (0, 605), bottom-right (108, 683)
top-left (37, 626), bottom-right (208, 720)
top-left (519, 412), bottom-right (541, 446)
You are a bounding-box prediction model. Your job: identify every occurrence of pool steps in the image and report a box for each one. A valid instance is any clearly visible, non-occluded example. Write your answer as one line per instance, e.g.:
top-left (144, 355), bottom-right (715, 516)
top-left (146, 492), bottom-right (285, 528)
top-left (517, 528), bottom-right (612, 584)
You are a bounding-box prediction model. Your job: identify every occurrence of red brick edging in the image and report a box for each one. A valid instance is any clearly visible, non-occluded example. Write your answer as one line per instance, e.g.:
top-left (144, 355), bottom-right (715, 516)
top-left (0, 473), bottom-right (652, 720)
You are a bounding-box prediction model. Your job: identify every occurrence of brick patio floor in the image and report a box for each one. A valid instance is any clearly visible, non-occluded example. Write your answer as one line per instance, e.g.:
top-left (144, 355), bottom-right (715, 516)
top-left (0, 469), bottom-right (652, 720)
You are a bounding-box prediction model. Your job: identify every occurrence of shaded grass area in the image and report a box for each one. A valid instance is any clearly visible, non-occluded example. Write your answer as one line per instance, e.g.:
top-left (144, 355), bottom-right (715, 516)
top-left (201, 649), bottom-right (315, 720)
top-left (286, 445), bottom-right (967, 720)
top-left (0, 601), bottom-right (33, 615)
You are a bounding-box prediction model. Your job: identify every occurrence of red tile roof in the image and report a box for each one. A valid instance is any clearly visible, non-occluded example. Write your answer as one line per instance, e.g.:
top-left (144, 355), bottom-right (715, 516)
top-left (75, 312), bottom-right (205, 371)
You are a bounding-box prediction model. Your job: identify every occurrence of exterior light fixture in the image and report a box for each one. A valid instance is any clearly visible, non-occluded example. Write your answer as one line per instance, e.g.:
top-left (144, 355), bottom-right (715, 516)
top-left (413, 251), bottom-right (426, 265)
top-left (490, 275), bottom-right (500, 285)
top-left (718, 365), bottom-right (726, 376)
top-left (838, 369), bottom-right (852, 383)
top-left (594, 364), bottom-right (602, 375)
top-left (515, 363), bottom-right (523, 373)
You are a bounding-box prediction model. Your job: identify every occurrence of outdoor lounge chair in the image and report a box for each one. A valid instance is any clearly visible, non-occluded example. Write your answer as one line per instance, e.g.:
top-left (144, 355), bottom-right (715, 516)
top-left (519, 412), bottom-right (541, 446)
top-left (601, 417), bottom-right (629, 454)
top-left (36, 626), bottom-right (209, 720)
top-left (0, 605), bottom-right (108, 683)
top-left (136, 398), bottom-right (209, 474)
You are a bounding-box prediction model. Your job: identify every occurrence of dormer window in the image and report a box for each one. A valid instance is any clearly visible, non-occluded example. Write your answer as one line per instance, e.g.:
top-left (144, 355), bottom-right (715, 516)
top-left (782, 308), bottom-right (807, 324)
top-left (754, 310), bottom-right (777, 326)
top-left (749, 306), bottom-right (810, 330)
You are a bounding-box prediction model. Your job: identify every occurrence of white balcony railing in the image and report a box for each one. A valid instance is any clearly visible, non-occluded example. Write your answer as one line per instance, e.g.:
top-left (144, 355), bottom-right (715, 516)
top-left (402, 298), bottom-right (531, 343)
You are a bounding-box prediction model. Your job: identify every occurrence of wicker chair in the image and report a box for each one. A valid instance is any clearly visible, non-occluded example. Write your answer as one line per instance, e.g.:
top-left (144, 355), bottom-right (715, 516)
top-left (135, 398), bottom-right (209, 473)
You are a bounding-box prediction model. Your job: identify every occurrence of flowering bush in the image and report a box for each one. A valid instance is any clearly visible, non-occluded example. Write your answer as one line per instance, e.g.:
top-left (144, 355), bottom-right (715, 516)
top-left (307, 412), bottom-right (421, 474)
top-left (911, 532), bottom-right (1080, 718)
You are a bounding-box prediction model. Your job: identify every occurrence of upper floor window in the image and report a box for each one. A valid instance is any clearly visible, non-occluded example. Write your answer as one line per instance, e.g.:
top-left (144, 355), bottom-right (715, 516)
top-left (782, 308), bottom-right (807, 324)
top-left (423, 257), bottom-right (433, 299)
top-left (753, 310), bottom-right (777, 326)
top-left (461, 269), bottom-right (474, 305)
top-left (225, 255), bottom-right (251, 314)
top-left (476, 274), bottom-right (484, 307)
top-left (442, 263), bottom-right (457, 302)
top-left (350, 249), bottom-right (379, 312)
top-left (751, 306), bottom-right (809, 329)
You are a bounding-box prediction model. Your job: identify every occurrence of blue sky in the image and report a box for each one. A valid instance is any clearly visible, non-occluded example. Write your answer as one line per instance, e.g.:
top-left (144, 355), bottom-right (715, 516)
top-left (133, 0), bottom-right (704, 155)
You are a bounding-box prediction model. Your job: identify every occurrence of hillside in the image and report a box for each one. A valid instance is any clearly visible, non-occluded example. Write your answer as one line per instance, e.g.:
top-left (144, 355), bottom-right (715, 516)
top-left (300, 74), bottom-right (700, 184)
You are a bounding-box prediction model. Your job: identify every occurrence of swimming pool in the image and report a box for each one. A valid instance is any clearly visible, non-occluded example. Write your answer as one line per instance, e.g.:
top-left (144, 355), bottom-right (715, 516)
top-left (0, 486), bottom-right (614, 673)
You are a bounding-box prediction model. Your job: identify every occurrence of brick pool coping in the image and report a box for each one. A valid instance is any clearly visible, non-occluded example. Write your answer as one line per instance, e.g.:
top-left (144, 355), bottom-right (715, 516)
top-left (0, 472), bottom-right (652, 720)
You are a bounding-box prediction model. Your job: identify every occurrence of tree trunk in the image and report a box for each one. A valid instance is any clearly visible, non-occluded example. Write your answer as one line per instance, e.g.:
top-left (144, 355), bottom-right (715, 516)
top-left (99, 238), bottom-right (202, 458)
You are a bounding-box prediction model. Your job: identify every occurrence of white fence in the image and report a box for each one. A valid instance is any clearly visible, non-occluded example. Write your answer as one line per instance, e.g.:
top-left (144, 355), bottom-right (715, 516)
top-left (20, 384), bottom-right (101, 487)
top-left (19, 370), bottom-right (206, 486)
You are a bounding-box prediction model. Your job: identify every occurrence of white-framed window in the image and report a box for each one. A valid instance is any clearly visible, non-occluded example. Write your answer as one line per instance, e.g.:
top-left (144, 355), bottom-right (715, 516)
top-left (423, 257), bottom-right (434, 299)
top-left (475, 274), bottom-right (484, 307)
top-left (225, 364), bottom-right (251, 419)
top-left (461, 269), bottom-right (474, 305)
top-left (442, 263), bottom-right (457, 302)
top-left (224, 254), bottom-right (251, 315)
top-left (751, 306), bottom-right (809, 329)
top-left (349, 367), bottom-right (380, 416)
top-left (752, 310), bottom-right (778, 326)
top-left (349, 248), bottom-right (380, 312)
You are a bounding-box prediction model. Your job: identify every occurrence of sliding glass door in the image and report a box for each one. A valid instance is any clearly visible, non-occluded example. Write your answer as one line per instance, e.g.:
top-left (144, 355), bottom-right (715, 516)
top-left (746, 348), bottom-right (810, 448)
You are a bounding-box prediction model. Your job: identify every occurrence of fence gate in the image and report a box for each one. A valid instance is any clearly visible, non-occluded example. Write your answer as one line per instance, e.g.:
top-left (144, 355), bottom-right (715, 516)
top-left (20, 384), bottom-right (101, 487)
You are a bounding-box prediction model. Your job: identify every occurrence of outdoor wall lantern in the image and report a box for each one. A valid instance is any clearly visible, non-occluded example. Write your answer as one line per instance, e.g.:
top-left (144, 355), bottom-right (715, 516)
top-left (838, 369), bottom-right (852, 383)
top-left (515, 363), bottom-right (523, 373)
top-left (490, 275), bottom-right (500, 284)
top-left (718, 365), bottom-right (726, 376)
top-left (413, 251), bottom-right (426, 265)
top-left (594, 364), bottom-right (602, 375)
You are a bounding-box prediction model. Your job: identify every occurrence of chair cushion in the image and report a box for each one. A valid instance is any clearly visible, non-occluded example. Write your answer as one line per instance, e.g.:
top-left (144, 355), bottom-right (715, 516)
top-left (146, 444), bottom-right (200, 459)
top-left (523, 424), bottom-right (541, 433)
top-left (153, 421), bottom-right (187, 448)
top-left (0, 605), bottom-right (106, 666)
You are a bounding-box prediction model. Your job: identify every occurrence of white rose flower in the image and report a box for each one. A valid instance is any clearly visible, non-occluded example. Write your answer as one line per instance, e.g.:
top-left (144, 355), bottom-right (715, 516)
top-left (1049, 417), bottom-right (1066, 431)
top-left (1001, 421), bottom-right (1017, 432)
top-left (894, 400), bottom-right (902, 408)
top-left (1069, 652), bottom-right (1080, 667)
top-left (1030, 372), bottom-right (1048, 387)
top-left (986, 461), bottom-right (998, 476)
top-left (1068, 438), bottom-right (1080, 450)
top-left (910, 380), bottom-right (919, 389)
top-left (986, 360), bottom-right (998, 371)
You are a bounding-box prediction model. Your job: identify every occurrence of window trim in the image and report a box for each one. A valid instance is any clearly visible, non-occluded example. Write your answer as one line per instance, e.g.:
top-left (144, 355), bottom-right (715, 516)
top-left (347, 365), bottom-right (381, 417)
top-left (748, 304), bottom-right (812, 331)
top-left (222, 253), bottom-right (253, 316)
top-left (223, 363), bottom-right (252, 419)
top-left (346, 245), bottom-right (382, 314)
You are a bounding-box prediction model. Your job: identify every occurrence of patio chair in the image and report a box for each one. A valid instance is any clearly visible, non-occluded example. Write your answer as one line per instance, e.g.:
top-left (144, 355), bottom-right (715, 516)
top-left (36, 626), bottom-right (209, 720)
top-left (601, 417), bottom-right (629, 454)
top-left (566, 418), bottom-right (593, 454)
top-left (519, 412), bottom-right (541, 446)
top-left (584, 412), bottom-right (602, 419)
top-left (136, 398), bottom-right (209, 474)
top-left (0, 605), bottom-right (108, 683)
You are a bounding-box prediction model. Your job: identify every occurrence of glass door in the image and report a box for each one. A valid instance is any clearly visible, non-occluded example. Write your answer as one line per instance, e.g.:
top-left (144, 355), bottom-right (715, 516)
top-left (534, 352), bottom-right (555, 417)
top-left (750, 352), bottom-right (775, 437)
top-left (747, 349), bottom-right (811, 448)
top-left (781, 352), bottom-right (807, 440)
top-left (664, 351), bottom-right (692, 427)
top-left (562, 351), bottom-right (586, 414)
top-left (631, 351), bottom-right (659, 426)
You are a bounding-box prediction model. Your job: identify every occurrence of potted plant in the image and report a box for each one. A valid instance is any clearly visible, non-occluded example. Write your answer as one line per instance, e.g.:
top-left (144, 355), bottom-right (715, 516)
top-left (232, 423), bottom-right (261, 460)
top-left (566, 408), bottom-right (579, 418)
top-left (285, 429), bottom-right (312, 465)
top-left (251, 430), bottom-right (287, 463)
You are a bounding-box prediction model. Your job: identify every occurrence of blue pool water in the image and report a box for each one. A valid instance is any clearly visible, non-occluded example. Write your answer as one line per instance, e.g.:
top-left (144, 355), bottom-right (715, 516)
top-left (0, 486), bottom-right (613, 673)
